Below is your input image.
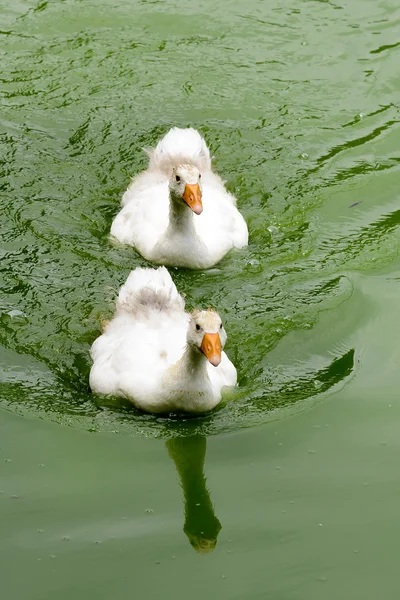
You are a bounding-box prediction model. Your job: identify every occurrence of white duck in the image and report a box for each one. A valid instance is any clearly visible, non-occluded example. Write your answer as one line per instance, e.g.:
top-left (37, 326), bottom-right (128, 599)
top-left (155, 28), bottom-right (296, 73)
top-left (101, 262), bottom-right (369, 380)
top-left (110, 127), bottom-right (248, 269)
top-left (89, 266), bottom-right (237, 414)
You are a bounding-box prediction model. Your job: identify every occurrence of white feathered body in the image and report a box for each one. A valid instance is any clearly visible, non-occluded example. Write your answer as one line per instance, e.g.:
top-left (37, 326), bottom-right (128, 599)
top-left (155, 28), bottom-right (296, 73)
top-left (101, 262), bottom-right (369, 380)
top-left (110, 128), bottom-right (248, 269)
top-left (89, 267), bottom-right (237, 413)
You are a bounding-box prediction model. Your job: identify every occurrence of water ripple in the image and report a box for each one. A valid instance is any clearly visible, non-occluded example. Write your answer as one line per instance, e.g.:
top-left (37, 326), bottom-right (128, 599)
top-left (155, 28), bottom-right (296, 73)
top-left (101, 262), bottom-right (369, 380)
top-left (0, 0), bottom-right (399, 436)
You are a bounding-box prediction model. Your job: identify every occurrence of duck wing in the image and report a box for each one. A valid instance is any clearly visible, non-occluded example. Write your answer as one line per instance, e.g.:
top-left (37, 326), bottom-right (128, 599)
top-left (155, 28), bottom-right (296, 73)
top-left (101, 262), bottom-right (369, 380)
top-left (90, 268), bottom-right (188, 398)
top-left (110, 176), bottom-right (169, 253)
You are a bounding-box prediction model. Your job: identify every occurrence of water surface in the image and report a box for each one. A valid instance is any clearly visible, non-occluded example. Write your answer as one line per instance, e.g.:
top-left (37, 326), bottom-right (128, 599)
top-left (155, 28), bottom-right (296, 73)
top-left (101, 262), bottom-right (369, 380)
top-left (1, 0), bottom-right (400, 597)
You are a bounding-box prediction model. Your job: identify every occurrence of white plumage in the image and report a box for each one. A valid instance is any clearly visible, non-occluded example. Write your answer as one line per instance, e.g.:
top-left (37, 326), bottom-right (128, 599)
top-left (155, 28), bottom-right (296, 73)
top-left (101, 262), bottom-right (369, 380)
top-left (89, 267), bottom-right (237, 414)
top-left (110, 127), bottom-right (248, 269)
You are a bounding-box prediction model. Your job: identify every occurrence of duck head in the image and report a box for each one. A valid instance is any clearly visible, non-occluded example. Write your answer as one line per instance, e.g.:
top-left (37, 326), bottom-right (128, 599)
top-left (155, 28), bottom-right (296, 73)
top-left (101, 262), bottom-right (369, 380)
top-left (187, 309), bottom-right (227, 367)
top-left (169, 164), bottom-right (203, 215)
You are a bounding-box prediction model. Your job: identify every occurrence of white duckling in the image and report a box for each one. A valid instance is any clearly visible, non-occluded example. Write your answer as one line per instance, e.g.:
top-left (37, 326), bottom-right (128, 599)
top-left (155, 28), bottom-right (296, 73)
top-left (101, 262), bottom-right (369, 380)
top-left (89, 266), bottom-right (237, 413)
top-left (110, 127), bottom-right (248, 269)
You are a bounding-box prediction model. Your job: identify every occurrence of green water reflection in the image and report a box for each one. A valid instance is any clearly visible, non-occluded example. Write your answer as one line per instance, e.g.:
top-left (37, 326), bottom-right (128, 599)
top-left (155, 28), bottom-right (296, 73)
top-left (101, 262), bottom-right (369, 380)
top-left (167, 436), bottom-right (221, 552)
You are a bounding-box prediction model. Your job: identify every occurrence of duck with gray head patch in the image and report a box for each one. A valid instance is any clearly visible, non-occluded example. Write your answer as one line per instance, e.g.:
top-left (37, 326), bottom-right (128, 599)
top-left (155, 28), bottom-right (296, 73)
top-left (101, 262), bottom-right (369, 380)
top-left (89, 267), bottom-right (237, 414)
top-left (110, 127), bottom-right (248, 269)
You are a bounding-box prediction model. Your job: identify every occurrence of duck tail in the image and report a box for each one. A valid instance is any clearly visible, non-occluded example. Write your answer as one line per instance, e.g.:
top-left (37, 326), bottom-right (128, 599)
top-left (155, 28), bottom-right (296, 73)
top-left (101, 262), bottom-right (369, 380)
top-left (116, 267), bottom-right (185, 316)
top-left (146, 127), bottom-right (211, 175)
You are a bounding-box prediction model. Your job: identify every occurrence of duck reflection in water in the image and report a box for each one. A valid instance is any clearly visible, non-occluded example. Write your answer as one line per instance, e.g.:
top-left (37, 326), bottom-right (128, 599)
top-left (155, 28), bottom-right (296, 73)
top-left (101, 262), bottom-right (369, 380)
top-left (166, 435), bottom-right (221, 553)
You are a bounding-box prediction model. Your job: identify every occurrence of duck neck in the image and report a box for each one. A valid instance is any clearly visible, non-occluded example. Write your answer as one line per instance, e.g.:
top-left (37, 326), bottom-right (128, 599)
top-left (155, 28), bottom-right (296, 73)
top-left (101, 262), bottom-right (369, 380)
top-left (168, 192), bottom-right (197, 236)
top-left (179, 343), bottom-right (209, 381)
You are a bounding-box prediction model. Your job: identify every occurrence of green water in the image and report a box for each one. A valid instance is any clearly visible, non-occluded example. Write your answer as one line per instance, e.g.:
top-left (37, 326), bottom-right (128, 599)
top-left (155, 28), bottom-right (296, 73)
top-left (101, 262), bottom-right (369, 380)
top-left (1, 0), bottom-right (400, 597)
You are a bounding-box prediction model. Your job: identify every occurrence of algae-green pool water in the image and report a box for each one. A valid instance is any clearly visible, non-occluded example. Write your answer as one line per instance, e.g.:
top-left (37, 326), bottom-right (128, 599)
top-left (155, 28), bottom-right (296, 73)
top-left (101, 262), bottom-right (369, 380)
top-left (1, 0), bottom-right (400, 597)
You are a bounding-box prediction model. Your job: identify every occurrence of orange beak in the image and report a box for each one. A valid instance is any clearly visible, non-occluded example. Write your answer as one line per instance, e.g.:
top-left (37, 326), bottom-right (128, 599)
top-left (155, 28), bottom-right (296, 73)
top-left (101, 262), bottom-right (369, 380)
top-left (182, 183), bottom-right (203, 215)
top-left (200, 333), bottom-right (222, 367)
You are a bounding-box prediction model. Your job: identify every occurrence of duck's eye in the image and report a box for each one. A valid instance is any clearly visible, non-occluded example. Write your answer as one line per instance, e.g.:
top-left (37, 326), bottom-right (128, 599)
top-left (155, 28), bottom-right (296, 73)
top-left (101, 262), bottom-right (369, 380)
top-left (196, 324), bottom-right (200, 331)
top-left (220, 323), bottom-right (223, 329)
top-left (199, 173), bottom-right (201, 179)
top-left (175, 175), bottom-right (181, 182)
